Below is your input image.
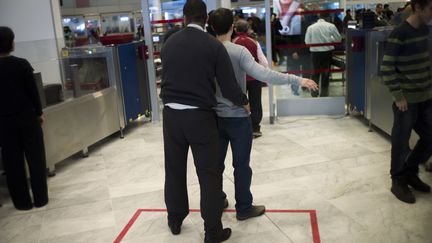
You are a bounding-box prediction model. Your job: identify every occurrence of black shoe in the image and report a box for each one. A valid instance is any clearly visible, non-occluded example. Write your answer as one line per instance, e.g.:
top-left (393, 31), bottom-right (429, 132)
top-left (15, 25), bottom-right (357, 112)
top-left (406, 174), bottom-right (431, 192)
top-left (14, 204), bottom-right (33, 211)
top-left (425, 163), bottom-right (432, 172)
top-left (253, 131), bottom-right (262, 139)
top-left (311, 90), bottom-right (319, 97)
top-left (223, 198), bottom-right (229, 209)
top-left (236, 205), bottom-right (266, 221)
top-left (168, 221), bottom-right (182, 235)
top-left (34, 198), bottom-right (49, 208)
top-left (34, 201), bottom-right (48, 208)
top-left (391, 180), bottom-right (415, 204)
top-left (204, 228), bottom-right (232, 243)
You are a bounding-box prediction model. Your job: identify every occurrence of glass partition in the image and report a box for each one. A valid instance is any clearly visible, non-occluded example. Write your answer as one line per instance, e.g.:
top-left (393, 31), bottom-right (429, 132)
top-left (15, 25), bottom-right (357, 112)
top-left (62, 15), bottom-right (102, 47)
top-left (230, 0), bottom-right (347, 117)
top-left (62, 16), bottom-right (86, 37)
top-left (60, 46), bottom-right (114, 100)
top-left (146, 0), bottom-right (186, 85)
top-left (101, 13), bottom-right (135, 35)
top-left (270, 2), bottom-right (345, 99)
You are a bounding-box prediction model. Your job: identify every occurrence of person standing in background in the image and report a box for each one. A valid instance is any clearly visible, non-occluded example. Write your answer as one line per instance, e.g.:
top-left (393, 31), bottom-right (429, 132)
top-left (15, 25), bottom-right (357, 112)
top-left (233, 20), bottom-right (269, 138)
top-left (63, 26), bottom-right (75, 47)
top-left (384, 4), bottom-right (394, 20)
top-left (159, 1), bottom-right (249, 242)
top-left (305, 12), bottom-right (342, 97)
top-left (88, 28), bottom-right (100, 45)
top-left (375, 3), bottom-right (390, 26)
top-left (381, 0), bottom-right (432, 204)
top-left (0, 26), bottom-right (49, 210)
top-left (208, 8), bottom-right (318, 222)
top-left (271, 13), bottom-right (284, 65)
top-left (343, 9), bottom-right (353, 28)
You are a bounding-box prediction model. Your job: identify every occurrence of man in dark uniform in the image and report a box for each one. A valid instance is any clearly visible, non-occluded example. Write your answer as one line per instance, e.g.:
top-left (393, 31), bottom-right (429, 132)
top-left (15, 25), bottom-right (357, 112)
top-left (159, 1), bottom-right (249, 242)
top-left (0, 26), bottom-right (48, 210)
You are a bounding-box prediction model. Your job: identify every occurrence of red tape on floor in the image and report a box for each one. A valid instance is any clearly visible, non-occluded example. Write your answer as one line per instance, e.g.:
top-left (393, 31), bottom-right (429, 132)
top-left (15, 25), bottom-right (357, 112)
top-left (114, 208), bottom-right (321, 243)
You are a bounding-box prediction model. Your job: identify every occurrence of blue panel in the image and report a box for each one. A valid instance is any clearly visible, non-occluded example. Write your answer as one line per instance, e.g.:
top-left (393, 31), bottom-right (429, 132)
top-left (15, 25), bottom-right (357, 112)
top-left (352, 51), bottom-right (365, 112)
top-left (347, 30), bottom-right (366, 113)
top-left (117, 43), bottom-right (144, 122)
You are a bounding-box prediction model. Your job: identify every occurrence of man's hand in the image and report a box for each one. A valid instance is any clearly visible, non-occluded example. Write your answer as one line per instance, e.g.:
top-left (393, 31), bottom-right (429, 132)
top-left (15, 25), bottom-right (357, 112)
top-left (395, 98), bottom-right (408, 112)
top-left (243, 104), bottom-right (251, 115)
top-left (299, 78), bottom-right (319, 91)
top-left (38, 115), bottom-right (44, 126)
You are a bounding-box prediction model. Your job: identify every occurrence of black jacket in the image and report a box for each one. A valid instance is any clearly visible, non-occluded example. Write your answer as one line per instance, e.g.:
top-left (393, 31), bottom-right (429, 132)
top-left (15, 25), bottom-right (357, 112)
top-left (160, 27), bottom-right (248, 109)
top-left (0, 56), bottom-right (42, 117)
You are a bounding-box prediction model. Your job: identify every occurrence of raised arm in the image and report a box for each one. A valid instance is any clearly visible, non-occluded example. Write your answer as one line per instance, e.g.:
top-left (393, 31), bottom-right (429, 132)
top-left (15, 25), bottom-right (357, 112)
top-left (240, 47), bottom-right (318, 91)
top-left (239, 47), bottom-right (300, 85)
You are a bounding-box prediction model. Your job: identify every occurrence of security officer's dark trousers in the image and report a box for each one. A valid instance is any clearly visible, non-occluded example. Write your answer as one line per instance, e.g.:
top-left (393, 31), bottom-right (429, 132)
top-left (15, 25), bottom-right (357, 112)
top-left (163, 107), bottom-right (224, 238)
top-left (0, 113), bottom-right (48, 209)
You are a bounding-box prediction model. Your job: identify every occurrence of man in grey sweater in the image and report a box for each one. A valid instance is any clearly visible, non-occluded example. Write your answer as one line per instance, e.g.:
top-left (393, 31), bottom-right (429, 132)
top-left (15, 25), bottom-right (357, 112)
top-left (208, 8), bottom-right (318, 221)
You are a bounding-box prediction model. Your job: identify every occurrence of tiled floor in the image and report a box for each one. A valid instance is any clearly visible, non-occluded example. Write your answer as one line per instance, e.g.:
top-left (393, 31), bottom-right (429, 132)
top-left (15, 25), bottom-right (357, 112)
top-left (1, 91), bottom-right (431, 243)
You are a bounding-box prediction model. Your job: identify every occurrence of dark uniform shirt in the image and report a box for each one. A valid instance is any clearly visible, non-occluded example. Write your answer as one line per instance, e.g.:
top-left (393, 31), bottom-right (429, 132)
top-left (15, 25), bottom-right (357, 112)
top-left (0, 56), bottom-right (42, 117)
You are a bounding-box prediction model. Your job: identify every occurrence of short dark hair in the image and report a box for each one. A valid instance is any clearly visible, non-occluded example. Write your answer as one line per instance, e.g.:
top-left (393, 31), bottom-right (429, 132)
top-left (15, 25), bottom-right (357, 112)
top-left (206, 10), bottom-right (216, 37)
top-left (209, 8), bottom-right (234, 36)
top-left (0, 26), bottom-right (14, 54)
top-left (411, 0), bottom-right (432, 12)
top-left (183, 0), bottom-right (207, 25)
top-left (235, 19), bottom-right (249, 33)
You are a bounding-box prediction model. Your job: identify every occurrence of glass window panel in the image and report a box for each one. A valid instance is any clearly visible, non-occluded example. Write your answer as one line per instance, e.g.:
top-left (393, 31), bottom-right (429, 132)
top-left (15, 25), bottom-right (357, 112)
top-left (269, 0), bottom-right (346, 98)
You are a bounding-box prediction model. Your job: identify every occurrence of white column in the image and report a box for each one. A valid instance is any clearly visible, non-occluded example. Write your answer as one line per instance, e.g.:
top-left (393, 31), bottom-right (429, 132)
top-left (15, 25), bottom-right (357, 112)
top-left (264, 0), bottom-right (275, 124)
top-left (340, 0), bottom-right (347, 13)
top-left (148, 0), bottom-right (162, 21)
top-left (141, 0), bottom-right (160, 122)
top-left (0, 0), bottom-right (63, 85)
top-left (221, 0), bottom-right (231, 9)
top-left (205, 0), bottom-right (221, 12)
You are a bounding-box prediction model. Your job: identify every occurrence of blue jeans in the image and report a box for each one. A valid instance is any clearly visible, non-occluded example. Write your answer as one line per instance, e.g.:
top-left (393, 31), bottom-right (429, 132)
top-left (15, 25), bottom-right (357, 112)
top-left (218, 117), bottom-right (253, 215)
top-left (391, 99), bottom-right (432, 179)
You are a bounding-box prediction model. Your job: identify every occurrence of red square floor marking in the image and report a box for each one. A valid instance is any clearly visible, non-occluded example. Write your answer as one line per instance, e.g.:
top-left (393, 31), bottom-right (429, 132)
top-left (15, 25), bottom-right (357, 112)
top-left (114, 209), bottom-right (321, 243)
